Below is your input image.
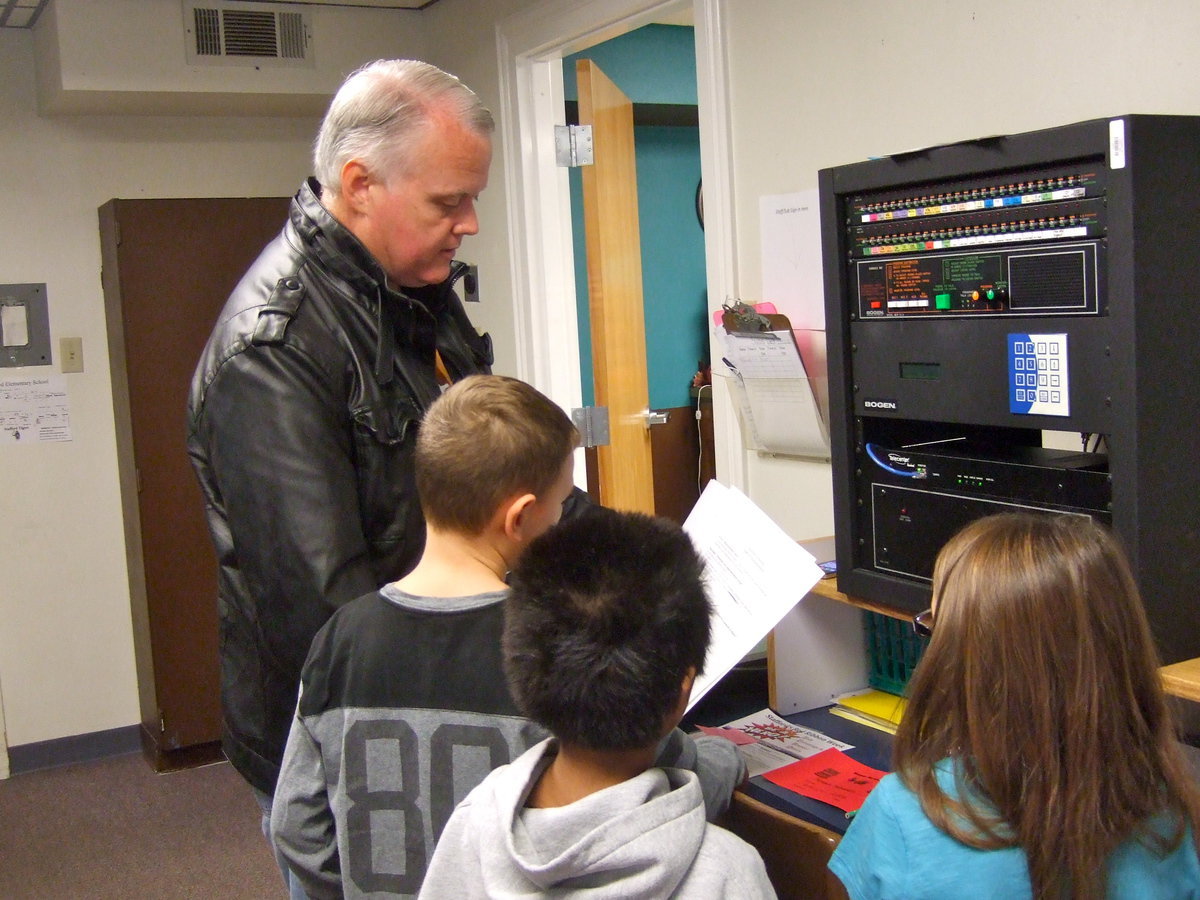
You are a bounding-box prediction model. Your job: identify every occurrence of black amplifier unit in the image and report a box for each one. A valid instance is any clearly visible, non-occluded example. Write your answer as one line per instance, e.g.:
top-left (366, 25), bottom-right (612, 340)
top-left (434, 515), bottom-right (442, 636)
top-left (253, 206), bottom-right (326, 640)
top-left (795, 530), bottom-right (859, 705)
top-left (857, 440), bottom-right (1110, 607)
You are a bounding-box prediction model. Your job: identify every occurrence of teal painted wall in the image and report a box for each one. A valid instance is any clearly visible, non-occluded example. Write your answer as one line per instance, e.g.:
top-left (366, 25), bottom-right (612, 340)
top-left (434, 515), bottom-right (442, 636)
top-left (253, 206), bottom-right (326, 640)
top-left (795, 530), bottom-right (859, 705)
top-left (564, 25), bottom-right (707, 410)
top-left (562, 24), bottom-right (697, 105)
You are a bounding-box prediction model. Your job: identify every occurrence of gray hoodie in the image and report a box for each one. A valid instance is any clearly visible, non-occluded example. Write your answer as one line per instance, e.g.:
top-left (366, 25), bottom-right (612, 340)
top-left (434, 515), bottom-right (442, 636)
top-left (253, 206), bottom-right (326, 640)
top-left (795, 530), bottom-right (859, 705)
top-left (419, 738), bottom-right (777, 898)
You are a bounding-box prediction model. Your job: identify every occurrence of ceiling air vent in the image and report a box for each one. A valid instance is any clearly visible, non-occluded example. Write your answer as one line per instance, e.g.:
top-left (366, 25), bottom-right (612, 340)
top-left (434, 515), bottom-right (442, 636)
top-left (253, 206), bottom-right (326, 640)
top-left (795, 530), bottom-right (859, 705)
top-left (184, 1), bottom-right (314, 67)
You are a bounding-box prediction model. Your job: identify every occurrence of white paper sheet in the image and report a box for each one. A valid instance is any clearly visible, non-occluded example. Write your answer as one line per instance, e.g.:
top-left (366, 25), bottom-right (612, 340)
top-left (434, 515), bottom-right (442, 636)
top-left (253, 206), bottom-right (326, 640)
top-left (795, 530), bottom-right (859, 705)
top-left (683, 481), bottom-right (825, 709)
top-left (759, 189), bottom-right (825, 330)
top-left (723, 708), bottom-right (852, 759)
top-left (0, 374), bottom-right (72, 443)
top-left (702, 707), bottom-right (853, 777)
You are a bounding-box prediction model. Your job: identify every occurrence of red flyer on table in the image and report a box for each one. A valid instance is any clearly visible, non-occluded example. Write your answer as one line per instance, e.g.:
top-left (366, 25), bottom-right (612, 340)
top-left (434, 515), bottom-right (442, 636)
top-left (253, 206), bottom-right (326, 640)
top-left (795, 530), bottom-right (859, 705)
top-left (762, 747), bottom-right (885, 812)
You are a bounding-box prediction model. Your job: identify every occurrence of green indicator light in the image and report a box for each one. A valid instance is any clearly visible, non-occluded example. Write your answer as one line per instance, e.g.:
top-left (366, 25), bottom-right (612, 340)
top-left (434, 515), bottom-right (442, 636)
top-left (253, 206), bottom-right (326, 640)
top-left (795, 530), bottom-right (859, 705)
top-left (935, 293), bottom-right (953, 310)
top-left (986, 289), bottom-right (996, 300)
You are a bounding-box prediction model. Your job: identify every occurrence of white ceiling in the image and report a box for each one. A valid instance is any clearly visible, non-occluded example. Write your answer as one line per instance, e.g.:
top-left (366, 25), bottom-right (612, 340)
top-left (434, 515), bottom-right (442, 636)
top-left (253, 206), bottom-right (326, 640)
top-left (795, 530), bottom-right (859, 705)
top-left (232, 0), bottom-right (440, 7)
top-left (0, 1), bottom-right (695, 31)
top-left (0, 0), bottom-right (440, 29)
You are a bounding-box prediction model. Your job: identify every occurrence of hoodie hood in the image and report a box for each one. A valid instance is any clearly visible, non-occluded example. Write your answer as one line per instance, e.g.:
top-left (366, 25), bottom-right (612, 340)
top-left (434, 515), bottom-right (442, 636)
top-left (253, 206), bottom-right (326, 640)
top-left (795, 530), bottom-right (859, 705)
top-left (475, 739), bottom-right (707, 897)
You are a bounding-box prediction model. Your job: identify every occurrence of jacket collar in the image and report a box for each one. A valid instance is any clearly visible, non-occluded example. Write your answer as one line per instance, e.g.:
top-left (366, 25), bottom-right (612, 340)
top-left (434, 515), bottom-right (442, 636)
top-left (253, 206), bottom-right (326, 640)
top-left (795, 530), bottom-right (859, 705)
top-left (291, 178), bottom-right (390, 301)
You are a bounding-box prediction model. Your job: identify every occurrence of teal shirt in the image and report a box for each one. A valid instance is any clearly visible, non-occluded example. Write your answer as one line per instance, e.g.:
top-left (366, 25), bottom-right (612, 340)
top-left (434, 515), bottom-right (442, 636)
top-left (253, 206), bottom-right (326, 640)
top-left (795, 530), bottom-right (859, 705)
top-left (829, 762), bottom-right (1200, 899)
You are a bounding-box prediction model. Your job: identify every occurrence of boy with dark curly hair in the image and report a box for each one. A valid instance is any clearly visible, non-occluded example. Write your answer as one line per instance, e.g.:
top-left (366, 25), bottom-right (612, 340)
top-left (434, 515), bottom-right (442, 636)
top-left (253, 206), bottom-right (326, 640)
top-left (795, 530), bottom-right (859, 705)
top-left (420, 507), bottom-right (773, 898)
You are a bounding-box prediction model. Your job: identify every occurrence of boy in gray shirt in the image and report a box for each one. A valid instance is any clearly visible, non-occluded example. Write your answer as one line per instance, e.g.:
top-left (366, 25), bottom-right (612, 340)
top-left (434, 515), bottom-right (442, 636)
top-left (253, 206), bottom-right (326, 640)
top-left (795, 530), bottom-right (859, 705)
top-left (420, 507), bottom-right (774, 898)
top-left (272, 377), bottom-right (746, 898)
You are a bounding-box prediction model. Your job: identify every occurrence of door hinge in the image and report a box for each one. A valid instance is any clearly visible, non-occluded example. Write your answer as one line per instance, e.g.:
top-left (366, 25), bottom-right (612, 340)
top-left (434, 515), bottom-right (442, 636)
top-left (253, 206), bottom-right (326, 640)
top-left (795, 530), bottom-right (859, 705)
top-left (555, 124), bottom-right (594, 167)
top-left (571, 405), bottom-right (609, 448)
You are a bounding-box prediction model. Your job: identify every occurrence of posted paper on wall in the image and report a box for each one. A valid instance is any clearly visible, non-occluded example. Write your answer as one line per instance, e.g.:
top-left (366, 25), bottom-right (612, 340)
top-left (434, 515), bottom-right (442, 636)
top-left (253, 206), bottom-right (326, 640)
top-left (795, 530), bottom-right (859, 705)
top-left (759, 189), bottom-right (825, 330)
top-left (1, 374), bottom-right (72, 443)
top-left (683, 480), bottom-right (825, 709)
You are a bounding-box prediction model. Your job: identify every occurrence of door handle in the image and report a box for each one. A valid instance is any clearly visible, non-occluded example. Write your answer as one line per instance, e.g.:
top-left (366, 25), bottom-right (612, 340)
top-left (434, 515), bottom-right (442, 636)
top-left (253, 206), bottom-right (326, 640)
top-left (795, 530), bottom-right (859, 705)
top-left (643, 409), bottom-right (670, 428)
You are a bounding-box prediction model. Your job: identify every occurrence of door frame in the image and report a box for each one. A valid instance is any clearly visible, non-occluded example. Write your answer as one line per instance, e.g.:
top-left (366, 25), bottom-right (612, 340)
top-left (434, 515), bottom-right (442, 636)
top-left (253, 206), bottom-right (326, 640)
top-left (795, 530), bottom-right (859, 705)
top-left (0, 675), bottom-right (9, 779)
top-left (495, 0), bottom-right (747, 492)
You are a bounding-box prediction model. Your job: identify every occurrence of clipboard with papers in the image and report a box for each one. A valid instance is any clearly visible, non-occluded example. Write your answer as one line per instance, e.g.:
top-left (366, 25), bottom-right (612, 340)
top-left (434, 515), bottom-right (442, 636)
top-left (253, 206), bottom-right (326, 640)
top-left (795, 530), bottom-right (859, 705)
top-left (717, 305), bottom-right (829, 459)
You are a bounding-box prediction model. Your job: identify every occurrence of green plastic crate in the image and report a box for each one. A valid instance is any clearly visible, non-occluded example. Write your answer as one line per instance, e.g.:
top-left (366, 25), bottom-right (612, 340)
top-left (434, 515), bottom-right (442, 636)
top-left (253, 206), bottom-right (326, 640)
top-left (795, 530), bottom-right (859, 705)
top-left (865, 610), bottom-right (928, 695)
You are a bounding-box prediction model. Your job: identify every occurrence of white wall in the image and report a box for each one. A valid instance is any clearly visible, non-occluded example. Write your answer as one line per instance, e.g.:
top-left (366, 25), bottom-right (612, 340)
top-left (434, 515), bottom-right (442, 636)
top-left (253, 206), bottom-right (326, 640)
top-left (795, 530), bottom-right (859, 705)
top-left (5, 0), bottom-right (1200, 753)
top-left (0, 4), bottom-right (431, 749)
top-left (37, 0), bottom-right (394, 113)
top-left (418, 0), bottom-right (537, 385)
top-left (720, 0), bottom-right (1200, 540)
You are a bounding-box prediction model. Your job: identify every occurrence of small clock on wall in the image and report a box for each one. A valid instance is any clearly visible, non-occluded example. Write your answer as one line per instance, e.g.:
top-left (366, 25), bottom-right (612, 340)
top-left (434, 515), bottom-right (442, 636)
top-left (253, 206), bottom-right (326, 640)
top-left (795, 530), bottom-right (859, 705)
top-left (695, 179), bottom-right (704, 230)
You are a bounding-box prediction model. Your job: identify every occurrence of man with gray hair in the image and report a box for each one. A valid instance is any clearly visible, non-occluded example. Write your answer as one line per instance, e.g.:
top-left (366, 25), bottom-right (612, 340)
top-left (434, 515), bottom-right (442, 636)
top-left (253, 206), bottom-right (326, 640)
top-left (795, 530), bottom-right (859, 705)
top-left (187, 59), bottom-right (498, 895)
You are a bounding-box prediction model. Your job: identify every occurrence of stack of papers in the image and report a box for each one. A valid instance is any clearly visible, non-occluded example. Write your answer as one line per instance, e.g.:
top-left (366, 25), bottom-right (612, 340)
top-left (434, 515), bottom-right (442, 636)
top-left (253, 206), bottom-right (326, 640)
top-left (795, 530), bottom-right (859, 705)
top-left (699, 706), bottom-right (887, 812)
top-left (829, 688), bottom-right (908, 735)
top-left (698, 708), bottom-right (851, 778)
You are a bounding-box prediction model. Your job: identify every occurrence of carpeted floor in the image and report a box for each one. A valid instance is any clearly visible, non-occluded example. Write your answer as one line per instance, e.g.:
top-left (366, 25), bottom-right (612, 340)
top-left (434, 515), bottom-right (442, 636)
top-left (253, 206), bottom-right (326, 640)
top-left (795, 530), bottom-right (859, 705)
top-left (3, 683), bottom-right (1194, 900)
top-left (0, 752), bottom-right (283, 899)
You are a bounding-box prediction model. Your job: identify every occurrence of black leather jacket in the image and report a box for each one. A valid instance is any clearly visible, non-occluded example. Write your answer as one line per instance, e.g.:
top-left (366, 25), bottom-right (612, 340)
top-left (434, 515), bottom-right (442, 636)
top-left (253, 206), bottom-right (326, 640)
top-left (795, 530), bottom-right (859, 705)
top-left (186, 178), bottom-right (493, 794)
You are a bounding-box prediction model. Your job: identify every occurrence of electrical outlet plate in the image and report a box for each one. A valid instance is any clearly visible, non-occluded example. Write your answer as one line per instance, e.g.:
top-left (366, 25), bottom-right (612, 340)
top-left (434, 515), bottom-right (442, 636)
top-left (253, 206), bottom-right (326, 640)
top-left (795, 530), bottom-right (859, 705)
top-left (1, 283), bottom-right (52, 368)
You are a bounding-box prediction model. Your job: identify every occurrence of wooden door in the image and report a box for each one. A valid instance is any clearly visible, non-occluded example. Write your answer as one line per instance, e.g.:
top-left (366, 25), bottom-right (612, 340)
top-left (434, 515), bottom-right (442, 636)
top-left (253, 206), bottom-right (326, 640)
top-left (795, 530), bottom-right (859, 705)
top-left (100, 197), bottom-right (289, 769)
top-left (577, 59), bottom-right (656, 514)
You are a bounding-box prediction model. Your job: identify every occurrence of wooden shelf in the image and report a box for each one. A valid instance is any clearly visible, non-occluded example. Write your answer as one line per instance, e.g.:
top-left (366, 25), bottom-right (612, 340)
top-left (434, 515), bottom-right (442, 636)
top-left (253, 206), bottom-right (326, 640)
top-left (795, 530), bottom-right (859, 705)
top-left (1160, 657), bottom-right (1200, 703)
top-left (808, 577), bottom-right (913, 622)
top-left (814, 577), bottom-right (1200, 701)
top-left (796, 538), bottom-right (912, 622)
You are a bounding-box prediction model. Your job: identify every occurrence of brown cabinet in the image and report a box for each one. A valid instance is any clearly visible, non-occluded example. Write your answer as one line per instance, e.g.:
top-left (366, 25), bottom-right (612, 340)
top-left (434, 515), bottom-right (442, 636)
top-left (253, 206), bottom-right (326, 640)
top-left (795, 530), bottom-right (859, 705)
top-left (99, 197), bottom-right (289, 770)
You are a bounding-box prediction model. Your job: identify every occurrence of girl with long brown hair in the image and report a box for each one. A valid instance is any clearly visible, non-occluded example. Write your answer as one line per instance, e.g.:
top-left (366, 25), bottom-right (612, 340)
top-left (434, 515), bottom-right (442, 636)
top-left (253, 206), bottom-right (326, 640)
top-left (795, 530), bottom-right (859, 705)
top-left (829, 512), bottom-right (1200, 898)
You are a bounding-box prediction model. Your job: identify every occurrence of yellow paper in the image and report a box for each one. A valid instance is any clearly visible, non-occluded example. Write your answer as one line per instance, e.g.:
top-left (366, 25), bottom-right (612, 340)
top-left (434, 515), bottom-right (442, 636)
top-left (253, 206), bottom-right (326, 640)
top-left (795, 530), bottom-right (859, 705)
top-left (835, 689), bottom-right (907, 726)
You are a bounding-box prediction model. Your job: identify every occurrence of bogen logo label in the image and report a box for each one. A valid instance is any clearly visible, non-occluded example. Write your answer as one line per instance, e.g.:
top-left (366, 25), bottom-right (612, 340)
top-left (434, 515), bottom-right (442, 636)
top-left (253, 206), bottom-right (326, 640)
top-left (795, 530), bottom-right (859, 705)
top-left (863, 399), bottom-right (898, 410)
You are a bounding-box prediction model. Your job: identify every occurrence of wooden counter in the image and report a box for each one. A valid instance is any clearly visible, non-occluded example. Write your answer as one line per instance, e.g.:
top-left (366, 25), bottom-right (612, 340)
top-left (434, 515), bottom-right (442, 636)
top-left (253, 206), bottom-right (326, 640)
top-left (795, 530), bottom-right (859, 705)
top-left (1161, 657), bottom-right (1200, 703)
